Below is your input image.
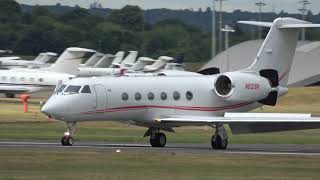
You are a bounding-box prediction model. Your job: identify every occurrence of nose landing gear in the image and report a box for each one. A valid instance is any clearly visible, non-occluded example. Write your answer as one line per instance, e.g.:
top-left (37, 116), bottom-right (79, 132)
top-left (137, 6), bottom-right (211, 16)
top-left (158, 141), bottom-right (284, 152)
top-left (61, 121), bottom-right (77, 146)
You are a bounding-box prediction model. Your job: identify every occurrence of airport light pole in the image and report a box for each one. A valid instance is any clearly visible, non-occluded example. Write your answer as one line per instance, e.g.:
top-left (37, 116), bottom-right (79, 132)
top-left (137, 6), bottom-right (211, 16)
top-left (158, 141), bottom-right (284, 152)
top-left (221, 25), bottom-right (235, 71)
top-left (212, 0), bottom-right (217, 58)
top-left (255, 1), bottom-right (266, 40)
top-left (298, 0), bottom-right (310, 41)
top-left (216, 0), bottom-right (227, 53)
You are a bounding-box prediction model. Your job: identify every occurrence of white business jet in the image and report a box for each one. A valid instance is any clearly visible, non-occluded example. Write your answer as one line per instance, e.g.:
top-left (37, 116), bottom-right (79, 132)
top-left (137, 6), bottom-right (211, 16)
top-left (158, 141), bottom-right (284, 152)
top-left (77, 51), bottom-right (134, 77)
top-left (0, 52), bottom-right (57, 69)
top-left (42, 18), bottom-right (320, 149)
top-left (0, 47), bottom-right (95, 98)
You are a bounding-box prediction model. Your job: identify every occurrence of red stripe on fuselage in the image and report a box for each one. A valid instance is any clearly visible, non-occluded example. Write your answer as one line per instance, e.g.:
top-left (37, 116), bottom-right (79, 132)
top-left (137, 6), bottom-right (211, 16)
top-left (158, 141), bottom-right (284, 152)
top-left (82, 102), bottom-right (254, 115)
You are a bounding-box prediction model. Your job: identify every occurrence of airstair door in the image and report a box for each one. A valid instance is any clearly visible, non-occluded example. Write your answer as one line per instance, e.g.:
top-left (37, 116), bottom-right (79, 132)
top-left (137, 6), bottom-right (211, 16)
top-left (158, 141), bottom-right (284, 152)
top-left (93, 84), bottom-right (107, 110)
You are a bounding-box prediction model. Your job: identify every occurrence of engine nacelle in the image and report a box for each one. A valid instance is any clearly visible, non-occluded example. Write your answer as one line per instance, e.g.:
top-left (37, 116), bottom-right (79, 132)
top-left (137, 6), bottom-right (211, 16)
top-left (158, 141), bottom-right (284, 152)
top-left (214, 72), bottom-right (273, 102)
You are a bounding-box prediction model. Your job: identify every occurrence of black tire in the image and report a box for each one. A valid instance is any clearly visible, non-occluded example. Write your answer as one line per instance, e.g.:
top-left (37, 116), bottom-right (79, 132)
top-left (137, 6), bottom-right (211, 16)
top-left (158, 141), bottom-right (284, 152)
top-left (157, 133), bottom-right (166, 147)
top-left (61, 136), bottom-right (74, 146)
top-left (211, 135), bottom-right (228, 150)
top-left (150, 136), bottom-right (159, 147)
top-left (66, 136), bottom-right (74, 146)
top-left (61, 136), bottom-right (67, 146)
top-left (150, 133), bottom-right (166, 147)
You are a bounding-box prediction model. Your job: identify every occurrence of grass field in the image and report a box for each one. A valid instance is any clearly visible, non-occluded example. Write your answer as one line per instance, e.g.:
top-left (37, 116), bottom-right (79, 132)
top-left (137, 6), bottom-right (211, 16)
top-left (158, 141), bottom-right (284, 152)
top-left (0, 150), bottom-right (319, 180)
top-left (0, 87), bottom-right (320, 144)
top-left (1, 88), bottom-right (320, 179)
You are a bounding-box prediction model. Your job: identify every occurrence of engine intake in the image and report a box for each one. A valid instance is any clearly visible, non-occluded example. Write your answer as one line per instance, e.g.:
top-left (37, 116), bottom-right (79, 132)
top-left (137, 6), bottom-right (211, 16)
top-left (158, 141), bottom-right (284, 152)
top-left (215, 75), bottom-right (233, 97)
top-left (214, 72), bottom-right (273, 103)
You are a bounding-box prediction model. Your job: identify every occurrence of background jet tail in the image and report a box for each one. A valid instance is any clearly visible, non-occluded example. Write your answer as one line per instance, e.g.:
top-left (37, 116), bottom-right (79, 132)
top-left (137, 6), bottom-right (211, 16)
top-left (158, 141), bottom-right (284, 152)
top-left (94, 54), bottom-right (114, 68)
top-left (119, 51), bottom-right (138, 68)
top-left (47, 47), bottom-right (95, 75)
top-left (110, 51), bottom-right (125, 67)
top-left (33, 52), bottom-right (58, 63)
top-left (239, 17), bottom-right (320, 86)
top-left (83, 52), bottom-right (104, 67)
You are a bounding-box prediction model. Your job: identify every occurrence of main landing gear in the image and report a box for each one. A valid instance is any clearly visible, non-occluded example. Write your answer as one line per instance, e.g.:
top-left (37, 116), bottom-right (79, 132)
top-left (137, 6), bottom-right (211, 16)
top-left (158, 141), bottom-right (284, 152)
top-left (211, 124), bottom-right (228, 150)
top-left (145, 127), bottom-right (167, 147)
top-left (145, 125), bottom-right (228, 149)
top-left (61, 121), bottom-right (77, 146)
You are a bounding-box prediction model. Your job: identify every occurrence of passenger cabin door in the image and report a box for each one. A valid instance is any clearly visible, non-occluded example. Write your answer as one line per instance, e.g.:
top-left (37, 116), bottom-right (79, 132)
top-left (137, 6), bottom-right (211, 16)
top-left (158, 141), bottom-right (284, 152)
top-left (93, 84), bottom-right (107, 110)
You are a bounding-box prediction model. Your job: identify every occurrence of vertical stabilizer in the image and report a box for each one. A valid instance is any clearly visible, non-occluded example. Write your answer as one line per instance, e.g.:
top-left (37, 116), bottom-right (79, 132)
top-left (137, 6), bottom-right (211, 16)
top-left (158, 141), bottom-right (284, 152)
top-left (84, 52), bottom-right (104, 67)
top-left (239, 18), bottom-right (320, 86)
top-left (94, 54), bottom-right (114, 68)
top-left (34, 52), bottom-right (57, 63)
top-left (120, 51), bottom-right (138, 68)
top-left (110, 51), bottom-right (125, 67)
top-left (47, 47), bottom-right (95, 75)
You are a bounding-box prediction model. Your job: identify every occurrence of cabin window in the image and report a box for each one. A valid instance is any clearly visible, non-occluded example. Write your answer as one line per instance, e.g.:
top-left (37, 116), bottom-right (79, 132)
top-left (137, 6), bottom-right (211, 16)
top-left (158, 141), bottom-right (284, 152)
top-left (173, 91), bottom-right (180, 101)
top-left (30, 78), bottom-right (35, 82)
top-left (160, 92), bottom-right (167, 100)
top-left (81, 85), bottom-right (91, 93)
top-left (64, 85), bottom-right (81, 93)
top-left (148, 92), bottom-right (155, 100)
top-left (135, 92), bottom-right (142, 101)
top-left (122, 92), bottom-right (129, 101)
top-left (10, 77), bottom-right (16, 82)
top-left (39, 78), bottom-right (44, 82)
top-left (20, 77), bottom-right (25, 82)
top-left (57, 85), bottom-right (66, 93)
top-left (1, 76), bottom-right (6, 81)
top-left (186, 91), bottom-right (193, 101)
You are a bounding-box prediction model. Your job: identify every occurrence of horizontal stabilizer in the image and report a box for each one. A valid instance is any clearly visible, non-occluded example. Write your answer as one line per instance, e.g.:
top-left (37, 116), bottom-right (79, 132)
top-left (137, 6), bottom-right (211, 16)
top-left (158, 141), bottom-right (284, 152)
top-left (238, 21), bottom-right (273, 27)
top-left (238, 19), bottom-right (320, 29)
top-left (279, 24), bottom-right (320, 29)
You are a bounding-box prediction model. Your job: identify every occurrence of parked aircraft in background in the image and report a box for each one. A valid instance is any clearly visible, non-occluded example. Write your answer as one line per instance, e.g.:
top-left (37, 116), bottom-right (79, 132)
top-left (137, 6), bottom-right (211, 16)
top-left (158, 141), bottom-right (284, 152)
top-left (42, 18), bottom-right (320, 148)
top-left (77, 52), bottom-right (173, 77)
top-left (0, 52), bottom-right (57, 69)
top-left (0, 47), bottom-right (94, 98)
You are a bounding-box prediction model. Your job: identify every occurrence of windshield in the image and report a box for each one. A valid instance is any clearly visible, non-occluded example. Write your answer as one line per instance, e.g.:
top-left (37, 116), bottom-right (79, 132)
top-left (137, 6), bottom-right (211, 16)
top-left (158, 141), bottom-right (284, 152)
top-left (56, 85), bottom-right (66, 93)
top-left (64, 85), bottom-right (81, 93)
top-left (81, 85), bottom-right (91, 93)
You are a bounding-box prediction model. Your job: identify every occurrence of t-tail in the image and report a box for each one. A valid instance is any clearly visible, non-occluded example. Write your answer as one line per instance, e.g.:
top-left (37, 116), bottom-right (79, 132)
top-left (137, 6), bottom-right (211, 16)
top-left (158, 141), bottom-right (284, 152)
top-left (239, 17), bottom-right (320, 87)
top-left (213, 18), bottom-right (320, 107)
top-left (45, 47), bottom-right (96, 75)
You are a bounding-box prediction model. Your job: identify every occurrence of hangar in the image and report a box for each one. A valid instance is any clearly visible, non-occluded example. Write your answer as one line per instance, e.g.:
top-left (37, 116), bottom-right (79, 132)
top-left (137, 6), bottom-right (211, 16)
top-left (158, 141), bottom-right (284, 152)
top-left (200, 40), bottom-right (320, 87)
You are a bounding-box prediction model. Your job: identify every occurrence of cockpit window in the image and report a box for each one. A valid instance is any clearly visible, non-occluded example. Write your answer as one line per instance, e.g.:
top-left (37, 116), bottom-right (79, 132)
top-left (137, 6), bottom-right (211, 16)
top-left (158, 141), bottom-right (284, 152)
top-left (81, 85), bottom-right (91, 93)
top-left (64, 85), bottom-right (81, 93)
top-left (56, 85), bottom-right (66, 93)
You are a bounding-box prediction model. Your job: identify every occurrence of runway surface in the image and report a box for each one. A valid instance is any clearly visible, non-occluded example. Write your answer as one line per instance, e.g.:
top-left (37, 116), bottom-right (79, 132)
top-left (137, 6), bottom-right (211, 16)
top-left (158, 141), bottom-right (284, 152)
top-left (0, 141), bottom-right (320, 156)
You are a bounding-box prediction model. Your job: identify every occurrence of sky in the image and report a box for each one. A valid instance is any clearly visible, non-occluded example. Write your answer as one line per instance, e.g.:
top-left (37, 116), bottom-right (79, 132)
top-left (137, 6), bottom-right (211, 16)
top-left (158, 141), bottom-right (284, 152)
top-left (15, 0), bottom-right (320, 14)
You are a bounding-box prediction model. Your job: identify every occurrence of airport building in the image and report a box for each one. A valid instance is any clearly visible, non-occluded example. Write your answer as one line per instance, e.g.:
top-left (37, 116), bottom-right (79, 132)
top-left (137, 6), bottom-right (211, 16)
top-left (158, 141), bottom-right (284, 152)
top-left (200, 40), bottom-right (320, 87)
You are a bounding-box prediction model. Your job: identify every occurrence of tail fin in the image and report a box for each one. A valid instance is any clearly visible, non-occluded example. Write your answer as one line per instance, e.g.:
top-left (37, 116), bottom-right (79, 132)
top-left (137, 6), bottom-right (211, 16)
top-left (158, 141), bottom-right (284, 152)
top-left (120, 51), bottom-right (138, 68)
top-left (48, 47), bottom-right (95, 75)
top-left (94, 54), bottom-right (114, 68)
top-left (33, 52), bottom-right (57, 63)
top-left (144, 56), bottom-right (174, 72)
top-left (239, 17), bottom-right (320, 86)
top-left (110, 51), bottom-right (125, 67)
top-left (84, 52), bottom-right (104, 67)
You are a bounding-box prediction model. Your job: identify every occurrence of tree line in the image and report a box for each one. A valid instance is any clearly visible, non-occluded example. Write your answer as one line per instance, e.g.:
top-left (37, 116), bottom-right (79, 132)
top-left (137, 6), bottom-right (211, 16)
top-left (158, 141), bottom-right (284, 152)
top-left (0, 0), bottom-right (223, 62)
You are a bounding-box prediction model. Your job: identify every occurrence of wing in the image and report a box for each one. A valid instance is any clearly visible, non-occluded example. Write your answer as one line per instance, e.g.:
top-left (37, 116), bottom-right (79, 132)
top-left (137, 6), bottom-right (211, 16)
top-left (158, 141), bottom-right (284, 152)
top-left (155, 113), bottom-right (320, 134)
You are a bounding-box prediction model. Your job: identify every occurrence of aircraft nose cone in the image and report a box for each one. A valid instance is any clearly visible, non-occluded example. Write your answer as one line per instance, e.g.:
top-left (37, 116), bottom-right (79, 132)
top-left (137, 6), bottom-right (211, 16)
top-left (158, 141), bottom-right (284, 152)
top-left (41, 103), bottom-right (53, 118)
